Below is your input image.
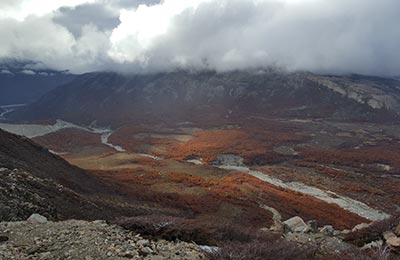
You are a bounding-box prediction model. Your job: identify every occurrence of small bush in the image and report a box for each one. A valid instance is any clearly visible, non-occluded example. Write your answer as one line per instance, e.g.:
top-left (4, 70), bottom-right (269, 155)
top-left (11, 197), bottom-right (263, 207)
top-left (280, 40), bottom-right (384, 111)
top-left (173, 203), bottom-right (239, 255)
top-left (344, 215), bottom-right (400, 247)
top-left (116, 215), bottom-right (276, 245)
top-left (327, 247), bottom-right (399, 260)
top-left (205, 240), bottom-right (316, 260)
top-left (205, 243), bottom-right (400, 260)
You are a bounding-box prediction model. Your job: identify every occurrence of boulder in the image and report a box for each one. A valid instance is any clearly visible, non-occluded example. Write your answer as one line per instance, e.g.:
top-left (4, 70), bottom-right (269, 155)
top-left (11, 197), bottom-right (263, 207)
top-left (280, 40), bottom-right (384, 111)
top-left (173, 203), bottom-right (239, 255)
top-left (27, 214), bottom-right (48, 224)
top-left (139, 246), bottom-right (153, 256)
top-left (352, 223), bottom-right (370, 232)
top-left (394, 225), bottom-right (400, 236)
top-left (136, 239), bottom-right (150, 247)
top-left (361, 240), bottom-right (383, 250)
top-left (386, 237), bottom-right (400, 250)
top-left (340, 229), bottom-right (351, 235)
top-left (383, 231), bottom-right (396, 241)
top-left (283, 216), bottom-right (309, 233)
top-left (92, 220), bottom-right (107, 227)
top-left (320, 225), bottom-right (335, 236)
top-left (199, 246), bottom-right (219, 254)
top-left (306, 220), bottom-right (318, 232)
top-left (383, 231), bottom-right (400, 250)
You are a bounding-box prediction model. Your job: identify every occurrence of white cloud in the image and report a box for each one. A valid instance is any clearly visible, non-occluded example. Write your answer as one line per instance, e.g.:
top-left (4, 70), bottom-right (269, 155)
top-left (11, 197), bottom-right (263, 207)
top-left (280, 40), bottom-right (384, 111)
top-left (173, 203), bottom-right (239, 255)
top-left (107, 0), bottom-right (400, 75)
top-left (0, 0), bottom-right (95, 21)
top-left (109, 0), bottom-right (212, 63)
top-left (0, 0), bottom-right (400, 76)
top-left (0, 15), bottom-right (111, 73)
top-left (0, 69), bottom-right (13, 75)
top-left (20, 69), bottom-right (36, 75)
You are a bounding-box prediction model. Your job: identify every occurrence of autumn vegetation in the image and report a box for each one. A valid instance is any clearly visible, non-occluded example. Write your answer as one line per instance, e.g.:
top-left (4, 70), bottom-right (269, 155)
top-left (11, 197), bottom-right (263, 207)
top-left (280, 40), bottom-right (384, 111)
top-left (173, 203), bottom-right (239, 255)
top-left (166, 128), bottom-right (304, 164)
top-left (344, 214), bottom-right (400, 247)
top-left (33, 128), bottom-right (105, 153)
top-left (92, 165), bottom-right (368, 234)
top-left (32, 118), bottom-right (400, 259)
top-left (300, 145), bottom-right (400, 174)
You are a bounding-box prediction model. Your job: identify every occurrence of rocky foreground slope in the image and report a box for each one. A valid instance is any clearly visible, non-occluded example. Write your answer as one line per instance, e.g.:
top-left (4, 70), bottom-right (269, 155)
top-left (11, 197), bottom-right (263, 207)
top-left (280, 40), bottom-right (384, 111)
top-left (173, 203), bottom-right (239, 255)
top-left (0, 216), bottom-right (204, 260)
top-left (0, 128), bottom-right (128, 221)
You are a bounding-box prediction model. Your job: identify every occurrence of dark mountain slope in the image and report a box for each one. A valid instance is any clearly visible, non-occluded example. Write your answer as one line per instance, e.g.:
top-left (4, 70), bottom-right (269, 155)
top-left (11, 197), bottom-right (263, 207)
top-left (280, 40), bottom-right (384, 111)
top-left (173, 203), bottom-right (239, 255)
top-left (0, 128), bottom-right (115, 221)
top-left (0, 69), bottom-right (75, 105)
top-left (10, 70), bottom-right (400, 126)
top-left (0, 129), bottom-right (176, 222)
top-left (0, 128), bottom-right (102, 192)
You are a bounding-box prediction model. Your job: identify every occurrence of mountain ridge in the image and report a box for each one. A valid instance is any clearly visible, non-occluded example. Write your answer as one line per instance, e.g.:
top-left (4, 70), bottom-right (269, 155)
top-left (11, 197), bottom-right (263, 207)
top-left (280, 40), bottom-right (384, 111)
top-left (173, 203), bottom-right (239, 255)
top-left (10, 70), bottom-right (400, 126)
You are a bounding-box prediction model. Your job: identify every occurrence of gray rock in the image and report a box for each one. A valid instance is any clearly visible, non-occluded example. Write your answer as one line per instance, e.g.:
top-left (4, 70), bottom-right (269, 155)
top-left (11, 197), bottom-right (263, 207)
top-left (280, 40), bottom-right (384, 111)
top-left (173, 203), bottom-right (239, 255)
top-left (140, 246), bottom-right (154, 256)
top-left (92, 220), bottom-right (107, 227)
top-left (283, 216), bottom-right (310, 233)
top-left (27, 214), bottom-right (48, 224)
top-left (320, 225), bottom-right (335, 236)
top-left (386, 237), bottom-right (400, 250)
top-left (199, 245), bottom-right (219, 253)
top-left (39, 252), bottom-right (52, 260)
top-left (351, 223), bottom-right (370, 232)
top-left (361, 240), bottom-right (383, 250)
top-left (383, 231), bottom-right (396, 241)
top-left (394, 224), bottom-right (400, 236)
top-left (136, 239), bottom-right (149, 247)
top-left (340, 229), bottom-right (351, 235)
top-left (306, 220), bottom-right (318, 232)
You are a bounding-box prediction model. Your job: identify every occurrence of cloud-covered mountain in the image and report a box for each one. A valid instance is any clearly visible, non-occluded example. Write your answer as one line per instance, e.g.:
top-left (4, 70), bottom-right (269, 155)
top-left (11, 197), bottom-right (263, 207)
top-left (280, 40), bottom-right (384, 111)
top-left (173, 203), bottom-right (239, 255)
top-left (0, 0), bottom-right (399, 76)
top-left (10, 70), bottom-right (400, 126)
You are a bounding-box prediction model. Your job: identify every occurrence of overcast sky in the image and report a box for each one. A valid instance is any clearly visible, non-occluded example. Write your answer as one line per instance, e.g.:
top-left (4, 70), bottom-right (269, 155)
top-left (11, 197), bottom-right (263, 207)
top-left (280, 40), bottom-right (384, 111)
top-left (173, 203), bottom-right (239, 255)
top-left (0, 0), bottom-right (399, 76)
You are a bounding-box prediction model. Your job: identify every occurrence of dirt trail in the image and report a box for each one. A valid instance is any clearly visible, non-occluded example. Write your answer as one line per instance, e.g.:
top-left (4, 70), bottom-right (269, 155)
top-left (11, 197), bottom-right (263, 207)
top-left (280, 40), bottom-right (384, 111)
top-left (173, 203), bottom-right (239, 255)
top-left (260, 204), bottom-right (282, 230)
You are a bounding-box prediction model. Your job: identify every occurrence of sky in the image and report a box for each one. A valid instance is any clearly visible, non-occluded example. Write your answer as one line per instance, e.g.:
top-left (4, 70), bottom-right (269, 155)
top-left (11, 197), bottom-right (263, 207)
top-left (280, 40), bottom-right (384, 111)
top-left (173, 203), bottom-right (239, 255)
top-left (0, 0), bottom-right (399, 76)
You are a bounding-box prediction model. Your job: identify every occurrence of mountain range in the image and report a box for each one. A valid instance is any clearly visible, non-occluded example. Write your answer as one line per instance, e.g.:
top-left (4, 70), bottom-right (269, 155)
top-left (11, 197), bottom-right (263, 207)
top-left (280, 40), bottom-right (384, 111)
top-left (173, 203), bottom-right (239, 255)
top-left (10, 70), bottom-right (400, 126)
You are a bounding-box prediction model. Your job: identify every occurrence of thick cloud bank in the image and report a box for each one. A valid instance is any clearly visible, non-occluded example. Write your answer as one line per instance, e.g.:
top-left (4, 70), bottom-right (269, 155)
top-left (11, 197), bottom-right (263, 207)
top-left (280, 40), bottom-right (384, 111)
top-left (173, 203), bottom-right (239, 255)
top-left (0, 0), bottom-right (399, 75)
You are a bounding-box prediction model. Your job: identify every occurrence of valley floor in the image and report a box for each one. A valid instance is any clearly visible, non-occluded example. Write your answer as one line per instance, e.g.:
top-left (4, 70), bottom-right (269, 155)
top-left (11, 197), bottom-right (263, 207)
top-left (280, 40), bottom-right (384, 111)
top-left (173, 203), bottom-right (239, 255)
top-left (1, 116), bottom-right (398, 232)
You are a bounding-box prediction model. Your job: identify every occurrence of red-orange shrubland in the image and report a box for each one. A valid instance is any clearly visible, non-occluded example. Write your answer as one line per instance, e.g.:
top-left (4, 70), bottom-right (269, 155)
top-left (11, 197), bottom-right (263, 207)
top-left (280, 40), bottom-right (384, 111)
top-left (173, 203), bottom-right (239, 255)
top-left (93, 167), bottom-right (368, 230)
top-left (219, 172), bottom-right (368, 229)
top-left (300, 145), bottom-right (400, 173)
top-left (114, 156), bottom-right (165, 167)
top-left (33, 128), bottom-right (104, 152)
top-left (166, 128), bottom-right (303, 164)
top-left (108, 125), bottom-right (182, 153)
top-left (295, 161), bottom-right (347, 179)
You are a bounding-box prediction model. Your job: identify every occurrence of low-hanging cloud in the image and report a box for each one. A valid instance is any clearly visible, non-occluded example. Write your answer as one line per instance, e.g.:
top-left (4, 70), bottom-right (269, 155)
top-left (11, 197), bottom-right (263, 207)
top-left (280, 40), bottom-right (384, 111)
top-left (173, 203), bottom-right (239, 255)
top-left (0, 0), bottom-right (400, 76)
